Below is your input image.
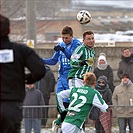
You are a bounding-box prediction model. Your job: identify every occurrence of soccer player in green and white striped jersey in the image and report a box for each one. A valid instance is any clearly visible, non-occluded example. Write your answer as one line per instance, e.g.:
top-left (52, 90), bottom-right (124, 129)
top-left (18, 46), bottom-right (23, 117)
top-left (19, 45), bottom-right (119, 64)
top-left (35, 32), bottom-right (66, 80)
top-left (52, 30), bottom-right (95, 132)
top-left (57, 72), bottom-right (108, 133)
top-left (68, 30), bottom-right (95, 89)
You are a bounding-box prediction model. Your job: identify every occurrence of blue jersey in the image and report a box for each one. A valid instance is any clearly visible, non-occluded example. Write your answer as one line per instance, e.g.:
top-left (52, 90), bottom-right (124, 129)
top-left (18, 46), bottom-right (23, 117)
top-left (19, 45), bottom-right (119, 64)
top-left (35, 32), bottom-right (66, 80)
top-left (42, 38), bottom-right (81, 77)
top-left (42, 38), bottom-right (81, 103)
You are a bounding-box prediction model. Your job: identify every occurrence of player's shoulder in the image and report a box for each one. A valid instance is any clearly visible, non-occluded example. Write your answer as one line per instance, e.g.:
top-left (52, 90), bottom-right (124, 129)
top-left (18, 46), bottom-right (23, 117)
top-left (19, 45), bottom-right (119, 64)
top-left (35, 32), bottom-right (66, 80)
top-left (58, 41), bottom-right (65, 46)
top-left (93, 89), bottom-right (102, 97)
top-left (71, 87), bottom-right (77, 92)
top-left (72, 38), bottom-right (82, 45)
top-left (72, 44), bottom-right (84, 54)
top-left (76, 44), bottom-right (84, 49)
top-left (73, 38), bottom-right (81, 42)
top-left (88, 87), bottom-right (100, 95)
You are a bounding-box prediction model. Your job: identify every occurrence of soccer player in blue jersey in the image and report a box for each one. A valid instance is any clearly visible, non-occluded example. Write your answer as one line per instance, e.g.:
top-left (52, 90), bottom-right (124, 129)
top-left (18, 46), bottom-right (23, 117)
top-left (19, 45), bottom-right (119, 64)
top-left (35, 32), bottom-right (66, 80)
top-left (42, 25), bottom-right (81, 109)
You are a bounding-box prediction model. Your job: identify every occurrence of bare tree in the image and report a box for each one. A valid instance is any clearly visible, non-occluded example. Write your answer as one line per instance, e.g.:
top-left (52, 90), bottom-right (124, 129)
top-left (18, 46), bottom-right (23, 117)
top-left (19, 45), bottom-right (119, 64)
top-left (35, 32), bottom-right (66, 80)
top-left (1, 0), bottom-right (72, 18)
top-left (36, 0), bottom-right (72, 17)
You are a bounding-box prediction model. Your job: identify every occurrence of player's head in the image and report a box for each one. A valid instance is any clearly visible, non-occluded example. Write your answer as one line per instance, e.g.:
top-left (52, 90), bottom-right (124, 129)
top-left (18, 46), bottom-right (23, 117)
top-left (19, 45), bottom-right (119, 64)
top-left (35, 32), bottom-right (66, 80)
top-left (0, 14), bottom-right (10, 37)
top-left (83, 30), bottom-right (95, 48)
top-left (83, 72), bottom-right (96, 86)
top-left (61, 26), bottom-right (73, 45)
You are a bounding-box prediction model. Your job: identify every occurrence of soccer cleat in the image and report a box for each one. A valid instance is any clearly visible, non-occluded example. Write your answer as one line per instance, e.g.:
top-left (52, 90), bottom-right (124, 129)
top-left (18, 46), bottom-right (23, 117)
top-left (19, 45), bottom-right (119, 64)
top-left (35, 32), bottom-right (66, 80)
top-left (51, 120), bottom-right (60, 133)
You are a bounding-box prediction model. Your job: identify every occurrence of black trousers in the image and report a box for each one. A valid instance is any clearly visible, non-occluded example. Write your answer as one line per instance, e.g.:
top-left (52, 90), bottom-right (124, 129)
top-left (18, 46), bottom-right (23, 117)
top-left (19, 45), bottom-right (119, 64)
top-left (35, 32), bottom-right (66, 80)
top-left (42, 97), bottom-right (50, 126)
top-left (1, 102), bottom-right (23, 133)
top-left (95, 119), bottom-right (105, 133)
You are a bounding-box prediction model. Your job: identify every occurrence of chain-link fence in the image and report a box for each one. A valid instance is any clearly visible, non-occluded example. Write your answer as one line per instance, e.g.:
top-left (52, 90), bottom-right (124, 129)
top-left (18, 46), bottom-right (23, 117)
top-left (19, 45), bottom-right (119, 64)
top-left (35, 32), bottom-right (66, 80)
top-left (21, 105), bottom-right (133, 133)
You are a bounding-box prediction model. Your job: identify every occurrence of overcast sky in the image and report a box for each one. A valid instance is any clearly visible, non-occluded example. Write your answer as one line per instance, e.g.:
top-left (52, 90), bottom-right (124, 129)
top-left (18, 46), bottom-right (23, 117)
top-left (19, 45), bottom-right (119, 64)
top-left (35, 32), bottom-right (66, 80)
top-left (72, 0), bottom-right (133, 9)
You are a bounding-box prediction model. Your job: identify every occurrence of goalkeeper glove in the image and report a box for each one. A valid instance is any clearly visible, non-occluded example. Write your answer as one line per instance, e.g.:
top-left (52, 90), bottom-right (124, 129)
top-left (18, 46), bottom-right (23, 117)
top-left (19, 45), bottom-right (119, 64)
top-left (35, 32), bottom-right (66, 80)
top-left (54, 45), bottom-right (65, 52)
top-left (79, 60), bottom-right (88, 66)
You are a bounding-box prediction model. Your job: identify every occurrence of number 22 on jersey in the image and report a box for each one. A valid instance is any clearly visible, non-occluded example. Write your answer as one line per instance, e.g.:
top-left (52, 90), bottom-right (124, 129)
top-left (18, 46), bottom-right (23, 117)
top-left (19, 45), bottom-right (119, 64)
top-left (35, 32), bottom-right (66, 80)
top-left (68, 93), bottom-right (87, 112)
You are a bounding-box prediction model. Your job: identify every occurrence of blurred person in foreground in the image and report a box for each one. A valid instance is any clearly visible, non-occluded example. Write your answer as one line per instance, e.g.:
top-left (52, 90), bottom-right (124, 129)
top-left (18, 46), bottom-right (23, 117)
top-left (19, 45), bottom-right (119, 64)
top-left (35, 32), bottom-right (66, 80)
top-left (117, 48), bottom-right (133, 82)
top-left (93, 53), bottom-right (115, 93)
top-left (42, 26), bottom-right (81, 116)
top-left (94, 75), bottom-right (112, 133)
top-left (112, 74), bottom-right (133, 133)
top-left (23, 84), bottom-right (45, 133)
top-left (56, 72), bottom-right (108, 133)
top-left (0, 14), bottom-right (46, 133)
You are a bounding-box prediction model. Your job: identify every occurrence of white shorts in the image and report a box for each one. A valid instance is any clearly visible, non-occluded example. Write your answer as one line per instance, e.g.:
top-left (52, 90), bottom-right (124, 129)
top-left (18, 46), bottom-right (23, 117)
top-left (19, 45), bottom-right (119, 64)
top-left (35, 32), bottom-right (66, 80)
top-left (69, 78), bottom-right (83, 90)
top-left (61, 122), bottom-right (84, 133)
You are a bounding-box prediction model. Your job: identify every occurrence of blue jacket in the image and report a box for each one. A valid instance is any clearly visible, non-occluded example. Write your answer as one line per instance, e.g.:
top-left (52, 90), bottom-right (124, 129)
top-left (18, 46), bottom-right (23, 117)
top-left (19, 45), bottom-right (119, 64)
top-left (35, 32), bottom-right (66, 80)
top-left (42, 38), bottom-right (81, 77)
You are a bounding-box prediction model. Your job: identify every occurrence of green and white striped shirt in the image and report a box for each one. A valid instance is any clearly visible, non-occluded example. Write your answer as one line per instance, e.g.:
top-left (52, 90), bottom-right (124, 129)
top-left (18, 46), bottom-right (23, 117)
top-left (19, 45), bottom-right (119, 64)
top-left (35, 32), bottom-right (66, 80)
top-left (57, 85), bottom-right (108, 128)
top-left (68, 44), bottom-right (95, 79)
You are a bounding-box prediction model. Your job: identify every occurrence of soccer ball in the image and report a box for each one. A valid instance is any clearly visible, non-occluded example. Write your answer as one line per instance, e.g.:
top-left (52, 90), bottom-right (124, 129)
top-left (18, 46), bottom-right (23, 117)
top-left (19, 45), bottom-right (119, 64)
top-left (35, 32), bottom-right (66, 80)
top-left (77, 10), bottom-right (92, 24)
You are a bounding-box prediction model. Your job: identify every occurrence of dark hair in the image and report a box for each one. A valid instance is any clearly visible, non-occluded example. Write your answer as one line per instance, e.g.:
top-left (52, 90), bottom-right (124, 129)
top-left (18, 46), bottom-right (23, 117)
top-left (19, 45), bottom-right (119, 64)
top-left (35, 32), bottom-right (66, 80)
top-left (122, 48), bottom-right (131, 53)
top-left (0, 14), bottom-right (10, 37)
top-left (122, 74), bottom-right (130, 79)
top-left (61, 26), bottom-right (73, 36)
top-left (83, 30), bottom-right (94, 40)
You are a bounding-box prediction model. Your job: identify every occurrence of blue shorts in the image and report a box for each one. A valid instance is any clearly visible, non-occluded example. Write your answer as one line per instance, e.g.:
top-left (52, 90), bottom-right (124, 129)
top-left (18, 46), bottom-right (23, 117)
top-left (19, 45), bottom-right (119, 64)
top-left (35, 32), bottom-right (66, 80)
top-left (56, 76), bottom-right (70, 103)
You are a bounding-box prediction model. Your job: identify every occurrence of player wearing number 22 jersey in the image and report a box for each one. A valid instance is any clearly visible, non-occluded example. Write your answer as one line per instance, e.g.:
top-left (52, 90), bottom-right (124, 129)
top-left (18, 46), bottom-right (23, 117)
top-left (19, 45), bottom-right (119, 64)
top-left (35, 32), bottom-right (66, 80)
top-left (57, 72), bottom-right (108, 133)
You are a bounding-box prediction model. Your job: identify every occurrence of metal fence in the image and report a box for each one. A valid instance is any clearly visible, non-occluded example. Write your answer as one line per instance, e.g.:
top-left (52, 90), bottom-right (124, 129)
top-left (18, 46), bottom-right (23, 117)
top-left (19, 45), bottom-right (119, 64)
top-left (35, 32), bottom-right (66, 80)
top-left (21, 105), bottom-right (133, 133)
